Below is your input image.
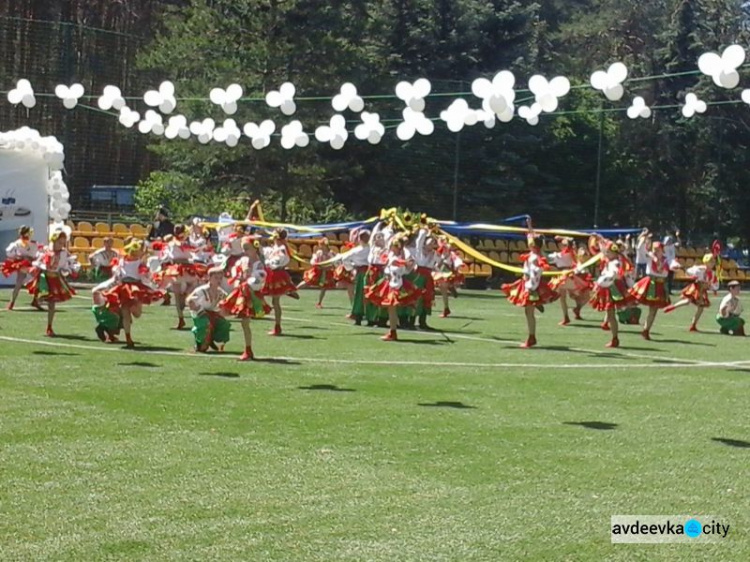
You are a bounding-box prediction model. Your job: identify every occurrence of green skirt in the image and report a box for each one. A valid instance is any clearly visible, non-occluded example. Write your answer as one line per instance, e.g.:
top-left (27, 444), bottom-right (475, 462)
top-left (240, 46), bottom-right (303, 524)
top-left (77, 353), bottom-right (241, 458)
top-left (351, 270), bottom-right (367, 317)
top-left (716, 314), bottom-right (744, 331)
top-left (92, 305), bottom-right (120, 332)
top-left (192, 311), bottom-right (231, 347)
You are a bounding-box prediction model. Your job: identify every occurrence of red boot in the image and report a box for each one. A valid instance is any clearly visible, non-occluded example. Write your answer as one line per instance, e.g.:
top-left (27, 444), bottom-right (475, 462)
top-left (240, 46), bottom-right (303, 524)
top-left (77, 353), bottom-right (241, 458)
top-left (559, 316), bottom-right (571, 326)
top-left (45, 325), bottom-right (55, 338)
top-left (6, 302), bottom-right (14, 311)
top-left (440, 308), bottom-right (451, 318)
top-left (688, 323), bottom-right (698, 332)
top-left (520, 335), bottom-right (537, 348)
top-left (238, 347), bottom-right (254, 361)
top-left (175, 317), bottom-right (186, 330)
top-left (268, 325), bottom-right (282, 336)
top-left (641, 329), bottom-right (651, 341)
top-left (601, 321), bottom-right (610, 331)
top-left (381, 330), bottom-right (398, 341)
top-left (606, 337), bottom-right (620, 348)
top-left (663, 304), bottom-right (676, 314)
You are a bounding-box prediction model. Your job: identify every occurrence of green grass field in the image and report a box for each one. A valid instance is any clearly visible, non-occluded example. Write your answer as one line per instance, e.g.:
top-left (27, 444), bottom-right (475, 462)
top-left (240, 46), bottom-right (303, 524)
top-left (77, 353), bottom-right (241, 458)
top-left (1, 286), bottom-right (749, 561)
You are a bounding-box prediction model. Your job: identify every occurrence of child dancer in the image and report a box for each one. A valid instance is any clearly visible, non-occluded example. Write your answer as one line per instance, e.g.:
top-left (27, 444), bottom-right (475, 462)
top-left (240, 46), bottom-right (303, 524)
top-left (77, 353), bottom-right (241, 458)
top-left (413, 226), bottom-right (439, 329)
top-left (663, 254), bottom-right (718, 331)
top-left (187, 267), bottom-right (231, 353)
top-left (92, 274), bottom-right (122, 344)
top-left (501, 234), bottom-right (559, 348)
top-left (433, 238), bottom-right (464, 318)
top-left (297, 238), bottom-right (336, 308)
top-left (162, 225), bottom-right (199, 330)
top-left (716, 281), bottom-right (744, 336)
top-left (628, 241), bottom-right (673, 340)
top-left (547, 237), bottom-right (579, 326)
top-left (221, 223), bottom-right (247, 277)
top-left (333, 228), bottom-right (371, 325)
top-left (221, 237), bottom-right (270, 360)
top-left (262, 228), bottom-right (299, 336)
top-left (100, 239), bottom-right (164, 348)
top-left (88, 237), bottom-right (119, 282)
top-left (25, 228), bottom-right (79, 336)
top-left (365, 235), bottom-right (422, 341)
top-left (588, 240), bottom-right (634, 347)
top-left (2, 225), bottom-right (42, 310)
top-left (366, 228), bottom-right (389, 327)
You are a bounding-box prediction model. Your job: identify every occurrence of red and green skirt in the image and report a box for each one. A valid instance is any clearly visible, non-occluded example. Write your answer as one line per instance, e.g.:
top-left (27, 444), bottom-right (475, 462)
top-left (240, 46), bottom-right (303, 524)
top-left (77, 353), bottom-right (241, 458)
top-left (262, 268), bottom-right (297, 297)
top-left (192, 311), bottom-right (231, 347)
top-left (92, 304), bottom-right (121, 333)
top-left (365, 277), bottom-right (423, 308)
top-left (2, 257), bottom-right (33, 277)
top-left (101, 281), bottom-right (164, 308)
top-left (26, 271), bottom-right (75, 303)
top-left (433, 269), bottom-right (464, 287)
top-left (629, 276), bottom-right (670, 308)
top-left (302, 265), bottom-right (336, 289)
top-left (501, 278), bottom-right (559, 307)
top-left (220, 284), bottom-right (272, 319)
top-left (413, 266), bottom-right (435, 315)
top-left (549, 273), bottom-right (593, 296)
top-left (589, 279), bottom-right (634, 311)
top-left (681, 281), bottom-right (711, 308)
top-left (333, 264), bottom-right (354, 285)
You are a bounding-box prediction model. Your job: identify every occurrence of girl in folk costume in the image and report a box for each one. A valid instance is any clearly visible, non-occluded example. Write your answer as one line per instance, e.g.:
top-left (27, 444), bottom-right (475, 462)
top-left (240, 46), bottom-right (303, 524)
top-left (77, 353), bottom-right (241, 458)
top-left (333, 228), bottom-right (371, 325)
top-left (262, 228), bottom-right (300, 336)
top-left (91, 275), bottom-right (122, 344)
top-left (220, 237), bottom-right (271, 360)
top-left (412, 226), bottom-right (440, 329)
top-left (548, 238), bottom-right (592, 325)
top-left (501, 234), bottom-right (560, 348)
top-left (366, 227), bottom-right (389, 327)
top-left (88, 237), bottom-right (119, 282)
top-left (26, 228), bottom-right (80, 336)
top-left (628, 241), bottom-right (676, 340)
top-left (189, 218), bottom-right (209, 248)
top-left (220, 223), bottom-right (247, 278)
top-left (588, 236), bottom-right (636, 331)
top-left (588, 240), bottom-right (635, 347)
top-left (100, 239), bottom-right (164, 348)
top-left (663, 254), bottom-right (719, 331)
top-left (333, 228), bottom-right (362, 307)
top-left (365, 235), bottom-right (423, 341)
top-left (190, 233), bottom-right (216, 283)
top-left (432, 237), bottom-right (465, 318)
top-left (148, 237), bottom-right (172, 306)
top-left (2, 225), bottom-right (42, 310)
top-left (187, 267), bottom-right (231, 353)
top-left (161, 225), bottom-right (200, 330)
top-left (296, 237), bottom-right (336, 308)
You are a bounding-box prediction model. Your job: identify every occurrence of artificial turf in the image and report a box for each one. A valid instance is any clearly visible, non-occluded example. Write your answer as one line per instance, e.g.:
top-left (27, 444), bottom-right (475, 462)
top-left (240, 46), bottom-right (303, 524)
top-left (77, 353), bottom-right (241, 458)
top-left (0, 287), bottom-right (748, 561)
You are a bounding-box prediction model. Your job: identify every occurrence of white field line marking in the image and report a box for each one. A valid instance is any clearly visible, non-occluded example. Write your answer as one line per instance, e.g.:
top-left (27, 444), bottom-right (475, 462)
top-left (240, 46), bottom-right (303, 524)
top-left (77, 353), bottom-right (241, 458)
top-left (2, 335), bottom-right (746, 371)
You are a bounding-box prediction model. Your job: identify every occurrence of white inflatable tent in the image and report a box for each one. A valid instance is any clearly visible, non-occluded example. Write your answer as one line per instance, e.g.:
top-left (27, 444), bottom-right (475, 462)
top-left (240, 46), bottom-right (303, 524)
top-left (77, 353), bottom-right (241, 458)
top-left (0, 128), bottom-right (71, 286)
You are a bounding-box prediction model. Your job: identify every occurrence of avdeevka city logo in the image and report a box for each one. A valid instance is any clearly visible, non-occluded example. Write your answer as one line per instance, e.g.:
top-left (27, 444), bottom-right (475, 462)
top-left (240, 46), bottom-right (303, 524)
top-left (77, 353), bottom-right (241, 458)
top-left (684, 519), bottom-right (702, 538)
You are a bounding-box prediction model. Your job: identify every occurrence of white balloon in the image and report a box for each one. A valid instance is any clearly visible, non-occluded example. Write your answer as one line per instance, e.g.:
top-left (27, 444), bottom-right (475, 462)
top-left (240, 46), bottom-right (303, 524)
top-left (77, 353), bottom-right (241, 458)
top-left (718, 70), bottom-right (740, 89)
top-left (527, 116), bottom-right (539, 126)
top-left (604, 84), bottom-right (624, 101)
top-left (190, 121), bottom-right (203, 135)
top-left (252, 137), bottom-right (266, 150)
top-left (396, 122), bottom-right (416, 141)
top-left (698, 52), bottom-right (722, 75)
top-left (367, 130), bottom-right (382, 144)
top-left (608, 62), bottom-right (628, 83)
top-left (408, 97), bottom-right (426, 112)
top-left (695, 100), bottom-right (707, 113)
top-left (144, 90), bottom-right (162, 106)
top-left (413, 78), bottom-right (431, 98)
top-left (332, 94), bottom-right (348, 112)
top-left (112, 98), bottom-right (126, 111)
top-left (315, 126), bottom-right (332, 142)
top-left (518, 106), bottom-right (531, 119)
top-left (640, 107), bottom-right (652, 119)
top-left (160, 99), bottom-right (176, 114)
top-left (685, 92), bottom-right (698, 104)
top-left (138, 121), bottom-right (151, 134)
top-left (447, 118), bottom-right (464, 133)
top-left (63, 97), bottom-right (77, 109)
top-left (178, 127), bottom-right (191, 139)
top-left (280, 82), bottom-right (296, 98)
top-left (210, 88), bottom-right (226, 105)
top-left (416, 119), bottom-right (434, 136)
top-left (395, 81), bottom-right (412, 100)
top-left (213, 128), bottom-right (228, 142)
top-left (493, 70), bottom-right (515, 90)
top-left (281, 99), bottom-right (296, 115)
top-left (463, 111), bottom-right (478, 126)
top-left (539, 94), bottom-right (558, 113)
top-left (626, 106), bottom-right (639, 119)
top-left (742, 89), bottom-right (750, 104)
top-left (22, 94), bottom-right (36, 108)
top-left (151, 123), bottom-right (165, 136)
top-left (222, 101), bottom-right (238, 115)
top-left (198, 133), bottom-right (211, 144)
top-left (260, 120), bottom-right (276, 135)
top-left (354, 124), bottom-right (368, 141)
top-left (488, 94), bottom-right (507, 115)
top-left (226, 83), bottom-right (243, 100)
top-left (632, 96), bottom-right (645, 107)
top-left (226, 135), bottom-right (239, 147)
top-left (17, 79), bottom-right (32, 91)
top-left (341, 83), bottom-right (357, 97)
top-left (590, 70), bottom-right (608, 90)
top-left (296, 134), bottom-right (310, 148)
top-left (528, 74), bottom-right (548, 95)
top-left (472, 78), bottom-right (492, 98)
top-left (722, 44), bottom-right (746, 68)
top-left (265, 90), bottom-right (282, 107)
top-left (349, 96), bottom-right (364, 113)
top-left (330, 135), bottom-right (345, 150)
top-left (70, 83), bottom-right (84, 98)
top-left (682, 105), bottom-right (695, 118)
top-left (550, 76), bottom-right (571, 97)
top-left (165, 127), bottom-right (179, 139)
top-left (55, 85), bottom-right (69, 98)
top-left (8, 90), bottom-right (23, 105)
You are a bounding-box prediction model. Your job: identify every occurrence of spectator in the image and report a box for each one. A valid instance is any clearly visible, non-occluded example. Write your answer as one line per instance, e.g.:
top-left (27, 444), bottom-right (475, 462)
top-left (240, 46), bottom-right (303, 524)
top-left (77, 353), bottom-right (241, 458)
top-left (716, 281), bottom-right (744, 336)
top-left (635, 228), bottom-right (651, 278)
top-left (147, 207), bottom-right (175, 241)
top-left (663, 230), bottom-right (680, 294)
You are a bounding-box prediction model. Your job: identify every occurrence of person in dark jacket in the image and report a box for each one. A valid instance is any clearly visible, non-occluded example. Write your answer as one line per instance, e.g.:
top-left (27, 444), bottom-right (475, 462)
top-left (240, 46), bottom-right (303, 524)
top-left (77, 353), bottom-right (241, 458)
top-left (147, 208), bottom-right (175, 241)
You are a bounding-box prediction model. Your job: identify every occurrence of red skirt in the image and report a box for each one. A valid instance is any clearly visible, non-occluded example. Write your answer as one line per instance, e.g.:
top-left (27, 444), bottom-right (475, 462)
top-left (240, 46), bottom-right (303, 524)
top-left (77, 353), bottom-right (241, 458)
top-left (192, 263), bottom-right (210, 279)
top-left (162, 263), bottom-right (200, 279)
top-left (333, 264), bottom-right (354, 285)
top-left (220, 284), bottom-right (272, 318)
top-left (101, 281), bottom-right (164, 308)
top-left (416, 266), bottom-right (436, 309)
top-left (2, 257), bottom-right (33, 277)
top-left (433, 270), bottom-right (465, 286)
top-left (589, 280), bottom-right (635, 311)
top-left (365, 277), bottom-right (423, 308)
top-left (629, 276), bottom-right (670, 308)
top-left (302, 266), bottom-right (336, 289)
top-left (366, 264), bottom-right (384, 286)
top-left (681, 281), bottom-right (711, 307)
top-left (501, 278), bottom-right (559, 307)
top-left (223, 255), bottom-right (242, 277)
top-left (549, 273), bottom-right (593, 296)
top-left (26, 271), bottom-right (75, 303)
top-left (262, 268), bottom-right (296, 296)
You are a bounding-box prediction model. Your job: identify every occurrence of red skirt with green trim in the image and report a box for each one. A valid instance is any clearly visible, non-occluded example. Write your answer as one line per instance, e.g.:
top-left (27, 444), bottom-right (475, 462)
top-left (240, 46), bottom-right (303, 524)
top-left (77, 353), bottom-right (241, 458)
top-left (302, 265), bottom-right (336, 289)
top-left (501, 278), bottom-right (559, 307)
top-left (680, 281), bottom-right (711, 307)
top-left (433, 269), bottom-right (465, 286)
top-left (629, 276), bottom-right (670, 308)
top-left (548, 272), bottom-right (593, 295)
top-left (26, 271), bottom-right (75, 302)
top-left (262, 268), bottom-right (296, 296)
top-left (365, 278), bottom-right (423, 308)
top-left (366, 264), bottom-right (384, 286)
top-left (101, 281), bottom-right (164, 308)
top-left (333, 264), bottom-right (354, 285)
top-left (589, 279), bottom-right (635, 311)
top-left (2, 257), bottom-right (33, 277)
top-left (220, 284), bottom-right (272, 319)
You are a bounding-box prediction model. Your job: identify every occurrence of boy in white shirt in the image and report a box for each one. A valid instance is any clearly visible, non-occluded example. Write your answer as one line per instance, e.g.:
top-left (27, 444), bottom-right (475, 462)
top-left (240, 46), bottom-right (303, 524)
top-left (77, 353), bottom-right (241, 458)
top-left (716, 281), bottom-right (744, 336)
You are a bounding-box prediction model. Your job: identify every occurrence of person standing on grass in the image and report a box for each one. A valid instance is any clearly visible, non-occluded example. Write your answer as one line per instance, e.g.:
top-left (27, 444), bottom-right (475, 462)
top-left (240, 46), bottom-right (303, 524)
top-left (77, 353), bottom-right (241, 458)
top-left (332, 228), bottom-right (371, 326)
top-left (588, 239), bottom-right (635, 348)
top-left (220, 237), bottom-right (270, 361)
top-left (635, 228), bottom-right (651, 279)
top-left (2, 225), bottom-right (42, 311)
top-left (261, 228), bottom-right (300, 336)
top-left (628, 241), bottom-right (674, 340)
top-left (411, 225), bottom-right (440, 330)
top-left (161, 225), bottom-right (200, 331)
top-left (187, 267), bottom-right (231, 353)
top-left (25, 228), bottom-right (79, 337)
top-left (548, 238), bottom-right (592, 326)
top-left (663, 254), bottom-right (718, 332)
top-left (365, 234), bottom-right (423, 341)
top-left (501, 221), bottom-right (559, 348)
top-left (296, 238), bottom-right (336, 308)
top-left (716, 281), bottom-right (745, 336)
top-left (433, 237), bottom-right (464, 319)
top-left (99, 239), bottom-right (164, 349)
top-left (663, 231), bottom-right (680, 294)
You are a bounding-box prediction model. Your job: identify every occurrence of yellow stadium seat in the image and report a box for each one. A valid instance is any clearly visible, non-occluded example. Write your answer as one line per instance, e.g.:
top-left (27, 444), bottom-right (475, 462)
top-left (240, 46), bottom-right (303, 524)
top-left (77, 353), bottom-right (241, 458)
top-left (479, 264), bottom-right (492, 276)
top-left (674, 269), bottom-right (688, 280)
top-left (733, 270), bottom-right (746, 281)
top-left (113, 223), bottom-right (130, 236)
top-left (329, 246), bottom-right (339, 255)
top-left (130, 224), bottom-right (148, 237)
top-left (488, 251), bottom-right (500, 262)
top-left (112, 238), bottom-right (124, 250)
top-left (494, 239), bottom-right (508, 251)
top-left (338, 232), bottom-right (349, 242)
top-left (91, 237), bottom-right (105, 249)
top-left (326, 232), bottom-right (337, 242)
top-left (73, 236), bottom-right (89, 249)
top-left (95, 222), bottom-right (110, 234)
top-left (77, 221), bottom-right (93, 233)
top-left (499, 251), bottom-right (509, 262)
top-left (298, 244), bottom-right (312, 258)
top-left (510, 252), bottom-right (521, 264)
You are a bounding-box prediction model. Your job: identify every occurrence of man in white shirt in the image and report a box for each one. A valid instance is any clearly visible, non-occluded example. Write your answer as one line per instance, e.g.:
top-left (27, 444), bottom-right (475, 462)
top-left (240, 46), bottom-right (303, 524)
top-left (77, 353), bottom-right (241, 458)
top-left (716, 281), bottom-right (744, 336)
top-left (663, 231), bottom-right (680, 294)
top-left (635, 228), bottom-right (651, 279)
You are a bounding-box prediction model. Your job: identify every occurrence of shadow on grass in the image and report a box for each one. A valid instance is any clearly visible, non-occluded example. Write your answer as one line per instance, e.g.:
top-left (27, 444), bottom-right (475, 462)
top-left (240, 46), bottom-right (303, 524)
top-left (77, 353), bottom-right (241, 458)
top-left (32, 350), bottom-right (79, 356)
top-left (652, 339), bottom-right (715, 347)
top-left (49, 334), bottom-right (94, 342)
top-left (253, 357), bottom-right (301, 365)
top-left (298, 384), bottom-right (355, 392)
top-left (418, 401), bottom-right (477, 409)
top-left (199, 371), bottom-right (240, 378)
top-left (274, 334), bottom-right (323, 340)
top-left (564, 421), bottom-right (618, 431)
top-left (118, 361), bottom-right (160, 368)
top-left (131, 345), bottom-right (185, 352)
top-left (712, 437), bottom-right (750, 448)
